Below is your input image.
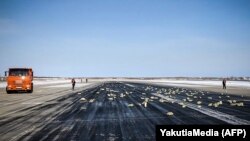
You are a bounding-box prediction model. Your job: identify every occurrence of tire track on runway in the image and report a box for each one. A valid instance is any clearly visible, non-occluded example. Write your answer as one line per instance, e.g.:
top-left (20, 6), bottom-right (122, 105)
top-left (23, 84), bottom-right (103, 141)
top-left (0, 84), bottom-right (102, 141)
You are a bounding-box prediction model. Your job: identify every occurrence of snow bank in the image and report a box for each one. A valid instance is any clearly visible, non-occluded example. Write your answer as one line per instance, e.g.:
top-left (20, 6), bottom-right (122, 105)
top-left (33, 79), bottom-right (69, 85)
top-left (0, 82), bottom-right (6, 88)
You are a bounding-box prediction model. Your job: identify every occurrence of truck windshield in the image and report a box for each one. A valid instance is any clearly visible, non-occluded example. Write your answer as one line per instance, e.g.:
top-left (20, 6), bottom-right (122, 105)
top-left (9, 69), bottom-right (29, 76)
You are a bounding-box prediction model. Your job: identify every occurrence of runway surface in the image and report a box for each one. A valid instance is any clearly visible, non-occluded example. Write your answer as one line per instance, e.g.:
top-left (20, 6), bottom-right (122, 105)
top-left (0, 82), bottom-right (250, 141)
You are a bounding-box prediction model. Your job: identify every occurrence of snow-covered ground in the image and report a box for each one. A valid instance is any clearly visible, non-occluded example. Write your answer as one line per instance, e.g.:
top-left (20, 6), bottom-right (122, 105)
top-left (46, 83), bottom-right (91, 88)
top-left (0, 78), bottom-right (85, 88)
top-left (33, 79), bottom-right (69, 85)
top-left (139, 80), bottom-right (250, 88)
top-left (1, 78), bottom-right (250, 89)
top-left (0, 82), bottom-right (6, 88)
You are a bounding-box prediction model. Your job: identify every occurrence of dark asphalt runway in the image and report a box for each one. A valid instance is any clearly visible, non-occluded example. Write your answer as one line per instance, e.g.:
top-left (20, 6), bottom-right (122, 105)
top-left (0, 82), bottom-right (250, 141)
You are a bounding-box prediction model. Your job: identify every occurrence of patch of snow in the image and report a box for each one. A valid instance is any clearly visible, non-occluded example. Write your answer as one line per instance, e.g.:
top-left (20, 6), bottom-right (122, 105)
top-left (0, 78), bottom-right (90, 88)
top-left (0, 82), bottom-right (6, 88)
top-left (46, 83), bottom-right (90, 88)
top-left (33, 79), bottom-right (69, 85)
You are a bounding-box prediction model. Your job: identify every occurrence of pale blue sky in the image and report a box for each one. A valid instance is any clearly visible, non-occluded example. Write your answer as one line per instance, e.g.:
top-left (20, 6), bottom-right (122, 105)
top-left (0, 0), bottom-right (250, 77)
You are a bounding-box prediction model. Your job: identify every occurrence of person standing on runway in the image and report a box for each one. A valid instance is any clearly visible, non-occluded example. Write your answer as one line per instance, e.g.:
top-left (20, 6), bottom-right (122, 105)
top-left (72, 78), bottom-right (76, 90)
top-left (222, 78), bottom-right (226, 89)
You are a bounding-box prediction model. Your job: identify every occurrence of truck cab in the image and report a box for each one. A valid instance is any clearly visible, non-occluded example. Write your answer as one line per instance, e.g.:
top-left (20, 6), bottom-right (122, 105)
top-left (5, 68), bottom-right (33, 94)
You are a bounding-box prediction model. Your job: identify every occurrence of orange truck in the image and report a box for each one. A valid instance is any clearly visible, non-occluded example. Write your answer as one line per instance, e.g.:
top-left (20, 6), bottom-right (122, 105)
top-left (5, 68), bottom-right (33, 94)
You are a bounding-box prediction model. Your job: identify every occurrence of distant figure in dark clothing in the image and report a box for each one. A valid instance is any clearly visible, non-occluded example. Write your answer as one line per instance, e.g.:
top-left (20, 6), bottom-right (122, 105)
top-left (72, 78), bottom-right (76, 90)
top-left (222, 79), bottom-right (226, 89)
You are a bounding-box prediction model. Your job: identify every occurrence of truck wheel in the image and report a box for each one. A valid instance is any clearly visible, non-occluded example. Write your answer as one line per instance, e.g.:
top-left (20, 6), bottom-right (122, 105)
top-left (29, 84), bottom-right (33, 93)
top-left (6, 87), bottom-right (11, 94)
